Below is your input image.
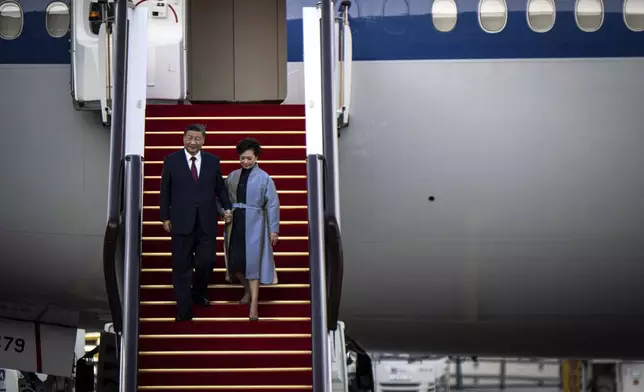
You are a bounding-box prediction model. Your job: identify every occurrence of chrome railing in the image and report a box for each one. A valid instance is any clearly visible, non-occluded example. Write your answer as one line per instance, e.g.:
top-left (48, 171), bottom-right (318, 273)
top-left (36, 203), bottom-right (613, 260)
top-left (103, 0), bottom-right (130, 338)
top-left (120, 154), bottom-right (143, 392)
top-left (103, 1), bottom-right (144, 392)
top-left (308, 1), bottom-right (347, 391)
top-left (307, 154), bottom-right (331, 392)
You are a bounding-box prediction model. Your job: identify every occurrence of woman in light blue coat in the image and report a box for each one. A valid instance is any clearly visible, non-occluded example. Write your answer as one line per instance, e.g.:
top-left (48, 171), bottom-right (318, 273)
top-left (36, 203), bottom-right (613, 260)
top-left (222, 138), bottom-right (280, 320)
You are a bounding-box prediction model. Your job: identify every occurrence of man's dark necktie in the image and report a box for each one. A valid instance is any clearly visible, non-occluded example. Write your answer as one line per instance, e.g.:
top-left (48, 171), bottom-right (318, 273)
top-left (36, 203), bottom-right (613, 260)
top-left (190, 156), bottom-right (198, 182)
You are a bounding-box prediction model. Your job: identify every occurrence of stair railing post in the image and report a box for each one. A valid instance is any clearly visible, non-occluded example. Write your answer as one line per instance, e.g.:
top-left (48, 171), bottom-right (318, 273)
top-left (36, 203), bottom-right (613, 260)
top-left (320, 0), bottom-right (341, 227)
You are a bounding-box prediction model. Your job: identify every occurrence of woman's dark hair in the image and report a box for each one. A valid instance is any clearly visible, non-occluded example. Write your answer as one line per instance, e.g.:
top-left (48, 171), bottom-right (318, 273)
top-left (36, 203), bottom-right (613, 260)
top-left (236, 138), bottom-right (262, 157)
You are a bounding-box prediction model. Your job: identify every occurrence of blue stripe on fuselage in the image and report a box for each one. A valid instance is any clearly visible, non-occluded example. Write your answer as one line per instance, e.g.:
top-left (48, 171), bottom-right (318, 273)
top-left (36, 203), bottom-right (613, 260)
top-left (0, 8), bottom-right (71, 64)
top-left (1, 0), bottom-right (643, 64)
top-left (286, 10), bottom-right (644, 62)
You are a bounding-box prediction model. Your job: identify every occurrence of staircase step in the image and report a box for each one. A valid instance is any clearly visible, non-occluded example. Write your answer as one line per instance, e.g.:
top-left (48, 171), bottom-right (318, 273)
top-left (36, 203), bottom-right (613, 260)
top-left (141, 254), bottom-right (309, 269)
top-left (144, 176), bottom-right (306, 192)
top-left (140, 268), bottom-right (310, 285)
top-left (139, 319), bottom-right (311, 335)
top-left (142, 205), bottom-right (308, 222)
top-left (143, 190), bottom-right (307, 206)
top-left (139, 388), bottom-right (311, 391)
top-left (145, 103), bottom-right (306, 117)
top-left (140, 286), bottom-right (310, 302)
top-left (145, 146), bottom-right (305, 161)
top-left (139, 303), bottom-right (311, 319)
top-left (142, 223), bottom-right (307, 238)
top-left (141, 238), bottom-right (309, 254)
top-left (137, 369), bottom-right (312, 387)
top-left (138, 334), bottom-right (311, 351)
top-left (145, 118), bottom-right (305, 132)
top-left (138, 351), bottom-right (312, 369)
top-left (145, 131), bottom-right (306, 146)
top-left (144, 160), bottom-right (307, 176)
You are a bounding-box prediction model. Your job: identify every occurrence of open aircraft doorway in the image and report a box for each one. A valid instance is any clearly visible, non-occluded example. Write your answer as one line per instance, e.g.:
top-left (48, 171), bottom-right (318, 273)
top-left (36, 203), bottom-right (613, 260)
top-left (188, 0), bottom-right (287, 103)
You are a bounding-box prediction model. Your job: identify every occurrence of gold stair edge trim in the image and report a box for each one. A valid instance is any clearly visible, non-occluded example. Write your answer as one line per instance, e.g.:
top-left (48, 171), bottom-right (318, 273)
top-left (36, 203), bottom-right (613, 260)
top-left (138, 386), bottom-right (312, 390)
top-left (145, 175), bottom-right (307, 179)
top-left (146, 131), bottom-right (306, 134)
top-left (139, 367), bottom-right (312, 373)
top-left (145, 116), bottom-right (306, 120)
top-left (139, 317), bottom-right (311, 322)
top-left (143, 205), bottom-right (307, 210)
top-left (144, 190), bottom-right (306, 195)
top-left (145, 160), bottom-right (305, 164)
top-left (143, 221), bottom-right (308, 226)
top-left (139, 350), bottom-right (311, 355)
top-left (145, 129), bottom-right (306, 135)
top-left (142, 252), bottom-right (308, 257)
top-left (145, 146), bottom-right (306, 150)
top-left (140, 284), bottom-right (309, 289)
top-left (139, 334), bottom-right (311, 339)
top-left (141, 268), bottom-right (309, 272)
top-left (142, 237), bottom-right (308, 241)
top-left (140, 300), bottom-right (310, 305)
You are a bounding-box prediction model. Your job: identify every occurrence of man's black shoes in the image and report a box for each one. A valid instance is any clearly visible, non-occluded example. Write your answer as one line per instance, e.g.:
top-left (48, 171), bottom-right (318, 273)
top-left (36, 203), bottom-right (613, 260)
top-left (175, 297), bottom-right (210, 321)
top-left (175, 310), bottom-right (193, 322)
top-left (193, 296), bottom-right (211, 307)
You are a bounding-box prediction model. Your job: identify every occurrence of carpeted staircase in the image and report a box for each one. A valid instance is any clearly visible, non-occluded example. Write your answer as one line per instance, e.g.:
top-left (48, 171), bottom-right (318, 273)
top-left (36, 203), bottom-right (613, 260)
top-left (138, 104), bottom-right (312, 391)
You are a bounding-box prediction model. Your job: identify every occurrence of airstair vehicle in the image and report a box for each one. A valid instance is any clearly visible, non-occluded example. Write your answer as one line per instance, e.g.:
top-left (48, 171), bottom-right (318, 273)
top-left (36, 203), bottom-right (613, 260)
top-left (69, 0), bottom-right (361, 390)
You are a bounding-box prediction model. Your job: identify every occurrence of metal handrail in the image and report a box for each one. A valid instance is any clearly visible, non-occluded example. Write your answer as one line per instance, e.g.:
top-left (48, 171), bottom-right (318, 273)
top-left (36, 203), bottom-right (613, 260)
top-left (321, 150), bottom-right (343, 331)
top-left (102, 0), bottom-right (130, 336)
top-left (120, 154), bottom-right (143, 392)
top-left (307, 154), bottom-right (330, 392)
top-left (308, 2), bottom-right (346, 391)
top-left (102, 159), bottom-right (125, 335)
top-left (324, 215), bottom-right (344, 331)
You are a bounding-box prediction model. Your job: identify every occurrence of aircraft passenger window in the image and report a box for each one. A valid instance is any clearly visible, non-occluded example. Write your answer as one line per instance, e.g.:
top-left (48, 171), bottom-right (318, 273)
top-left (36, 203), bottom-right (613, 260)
top-left (46, 1), bottom-right (70, 38)
top-left (624, 0), bottom-right (644, 31)
top-left (527, 0), bottom-right (556, 33)
top-left (431, 0), bottom-right (458, 32)
top-left (479, 0), bottom-right (508, 33)
top-left (0, 1), bottom-right (23, 40)
top-left (575, 0), bottom-right (603, 32)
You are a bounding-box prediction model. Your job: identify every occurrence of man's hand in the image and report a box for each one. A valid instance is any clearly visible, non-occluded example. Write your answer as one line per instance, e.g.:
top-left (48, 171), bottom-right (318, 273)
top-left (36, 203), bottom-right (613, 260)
top-left (270, 232), bottom-right (279, 247)
top-left (223, 210), bottom-right (232, 224)
top-left (163, 220), bottom-right (172, 233)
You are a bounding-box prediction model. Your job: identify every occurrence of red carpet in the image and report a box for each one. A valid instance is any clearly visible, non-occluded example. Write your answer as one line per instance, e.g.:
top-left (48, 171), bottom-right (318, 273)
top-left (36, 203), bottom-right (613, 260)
top-left (139, 104), bottom-right (311, 391)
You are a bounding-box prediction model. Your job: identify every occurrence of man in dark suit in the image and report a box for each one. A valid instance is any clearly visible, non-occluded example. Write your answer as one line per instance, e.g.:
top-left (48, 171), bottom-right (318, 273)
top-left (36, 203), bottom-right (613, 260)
top-left (159, 123), bottom-right (233, 321)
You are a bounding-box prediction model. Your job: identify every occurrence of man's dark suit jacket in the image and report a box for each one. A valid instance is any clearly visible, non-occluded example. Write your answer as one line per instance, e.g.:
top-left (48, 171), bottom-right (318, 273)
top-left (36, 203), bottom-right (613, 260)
top-left (159, 150), bottom-right (233, 236)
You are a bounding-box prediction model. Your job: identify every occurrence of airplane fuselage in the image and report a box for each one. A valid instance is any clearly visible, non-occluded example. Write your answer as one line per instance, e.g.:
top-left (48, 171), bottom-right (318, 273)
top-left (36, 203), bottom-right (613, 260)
top-left (1, 0), bottom-right (644, 358)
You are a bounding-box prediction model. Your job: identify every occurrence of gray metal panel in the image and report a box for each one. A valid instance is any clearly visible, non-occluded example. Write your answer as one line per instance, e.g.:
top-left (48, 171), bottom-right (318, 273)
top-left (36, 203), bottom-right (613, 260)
top-left (336, 58), bottom-right (644, 318)
top-left (0, 65), bottom-right (110, 327)
top-left (331, 58), bottom-right (644, 356)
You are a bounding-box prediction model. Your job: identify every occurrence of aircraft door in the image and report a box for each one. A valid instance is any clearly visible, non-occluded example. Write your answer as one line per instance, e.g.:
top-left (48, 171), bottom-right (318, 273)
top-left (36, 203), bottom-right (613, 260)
top-left (132, 0), bottom-right (187, 101)
top-left (188, 0), bottom-right (287, 102)
top-left (71, 0), bottom-right (114, 121)
top-left (71, 0), bottom-right (187, 124)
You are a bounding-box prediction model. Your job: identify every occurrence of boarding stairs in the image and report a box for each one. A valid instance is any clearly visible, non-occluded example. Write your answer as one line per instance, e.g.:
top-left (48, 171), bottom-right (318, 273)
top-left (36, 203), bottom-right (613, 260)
top-left (98, 0), bottom-right (351, 391)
